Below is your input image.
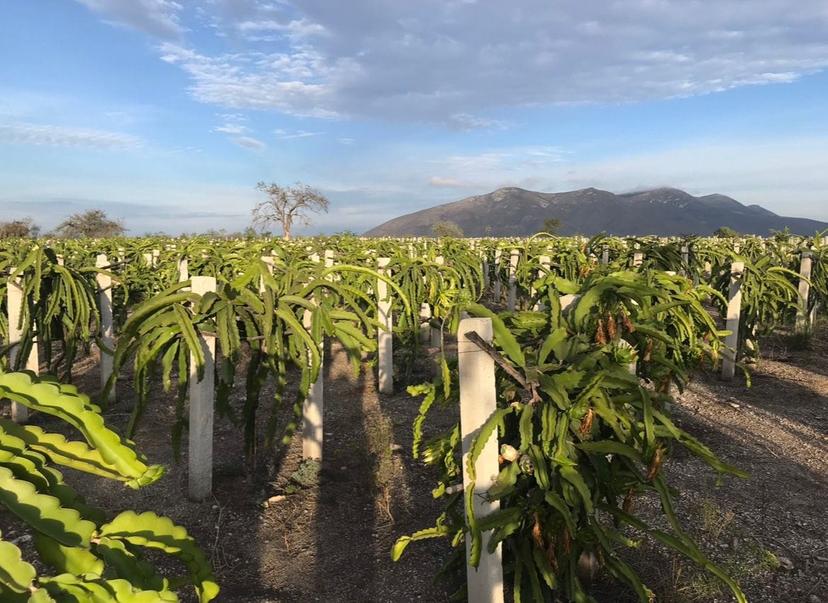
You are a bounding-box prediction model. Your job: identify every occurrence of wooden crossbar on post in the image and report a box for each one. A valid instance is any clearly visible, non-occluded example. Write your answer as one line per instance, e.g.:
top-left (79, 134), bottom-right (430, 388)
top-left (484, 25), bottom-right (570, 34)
top-left (458, 317), bottom-right (504, 603)
top-left (377, 257), bottom-right (393, 394)
top-left (188, 275), bottom-right (216, 501)
top-left (96, 254), bottom-right (115, 403)
top-left (722, 261), bottom-right (744, 381)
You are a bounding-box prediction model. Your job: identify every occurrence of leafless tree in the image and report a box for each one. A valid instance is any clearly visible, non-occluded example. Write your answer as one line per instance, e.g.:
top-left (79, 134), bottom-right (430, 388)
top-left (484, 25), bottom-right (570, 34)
top-left (251, 182), bottom-right (329, 240)
top-left (53, 210), bottom-right (124, 238)
top-left (0, 217), bottom-right (40, 238)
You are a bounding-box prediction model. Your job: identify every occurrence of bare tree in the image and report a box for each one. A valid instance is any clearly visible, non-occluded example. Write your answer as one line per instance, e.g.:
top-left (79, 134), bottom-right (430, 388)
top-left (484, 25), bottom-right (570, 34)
top-left (432, 220), bottom-right (464, 238)
top-left (0, 217), bottom-right (40, 238)
top-left (53, 209), bottom-right (125, 238)
top-left (252, 182), bottom-right (329, 240)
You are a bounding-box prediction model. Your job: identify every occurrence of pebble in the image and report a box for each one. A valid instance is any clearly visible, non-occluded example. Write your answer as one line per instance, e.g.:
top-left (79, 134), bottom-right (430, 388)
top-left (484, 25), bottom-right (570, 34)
top-left (263, 495), bottom-right (287, 508)
top-left (809, 595), bottom-right (821, 603)
top-left (778, 556), bottom-right (794, 570)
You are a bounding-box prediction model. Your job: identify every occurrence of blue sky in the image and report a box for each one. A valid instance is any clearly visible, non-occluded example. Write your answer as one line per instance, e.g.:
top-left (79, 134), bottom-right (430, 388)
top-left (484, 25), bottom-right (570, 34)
top-left (2, 0), bottom-right (828, 234)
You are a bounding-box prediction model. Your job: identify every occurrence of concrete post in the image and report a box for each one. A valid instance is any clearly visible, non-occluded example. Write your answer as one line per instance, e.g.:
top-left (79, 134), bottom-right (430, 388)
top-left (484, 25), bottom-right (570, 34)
top-left (507, 249), bottom-right (519, 311)
top-left (458, 318), bottom-right (504, 603)
top-left (493, 249), bottom-right (502, 300)
top-left (430, 256), bottom-right (445, 347)
top-left (795, 252), bottom-right (813, 334)
top-left (178, 258), bottom-right (189, 283)
top-left (96, 255), bottom-right (115, 403)
top-left (534, 255), bottom-right (551, 311)
top-left (377, 258), bottom-right (393, 394)
top-left (7, 269), bottom-right (37, 422)
top-left (303, 253), bottom-right (324, 460)
top-left (722, 261), bottom-right (744, 381)
top-left (632, 244), bottom-right (644, 268)
top-left (188, 276), bottom-right (216, 500)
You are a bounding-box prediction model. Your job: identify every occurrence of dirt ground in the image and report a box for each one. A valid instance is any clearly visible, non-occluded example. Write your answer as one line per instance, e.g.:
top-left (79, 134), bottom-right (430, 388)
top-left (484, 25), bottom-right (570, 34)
top-left (1, 320), bottom-right (826, 602)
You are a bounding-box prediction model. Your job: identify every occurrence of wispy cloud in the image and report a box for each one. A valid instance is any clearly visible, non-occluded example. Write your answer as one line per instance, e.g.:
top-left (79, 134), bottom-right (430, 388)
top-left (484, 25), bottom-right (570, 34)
top-left (429, 176), bottom-right (475, 188)
top-left (0, 122), bottom-right (141, 149)
top-left (75, 0), bottom-right (183, 39)
top-left (274, 128), bottom-right (323, 139)
top-left (231, 135), bottom-right (266, 150)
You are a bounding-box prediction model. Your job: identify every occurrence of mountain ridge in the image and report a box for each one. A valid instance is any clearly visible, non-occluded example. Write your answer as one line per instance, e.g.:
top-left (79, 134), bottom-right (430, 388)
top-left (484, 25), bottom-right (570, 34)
top-left (365, 187), bottom-right (828, 236)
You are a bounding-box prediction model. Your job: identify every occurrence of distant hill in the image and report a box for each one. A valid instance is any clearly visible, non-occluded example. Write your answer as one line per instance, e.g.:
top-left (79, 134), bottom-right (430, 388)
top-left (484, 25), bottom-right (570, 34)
top-left (365, 187), bottom-right (828, 236)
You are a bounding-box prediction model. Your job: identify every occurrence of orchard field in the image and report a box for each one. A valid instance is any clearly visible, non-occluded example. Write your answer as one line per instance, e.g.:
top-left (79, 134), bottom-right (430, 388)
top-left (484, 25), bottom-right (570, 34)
top-left (0, 232), bottom-right (826, 602)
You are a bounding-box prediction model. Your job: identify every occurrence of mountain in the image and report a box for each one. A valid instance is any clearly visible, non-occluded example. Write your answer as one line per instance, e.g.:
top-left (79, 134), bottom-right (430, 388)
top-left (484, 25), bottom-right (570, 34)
top-left (365, 187), bottom-right (828, 237)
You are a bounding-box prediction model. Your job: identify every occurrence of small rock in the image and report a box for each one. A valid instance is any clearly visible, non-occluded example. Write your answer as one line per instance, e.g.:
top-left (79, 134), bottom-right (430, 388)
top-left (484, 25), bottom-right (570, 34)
top-left (778, 556), bottom-right (794, 570)
top-left (815, 556), bottom-right (828, 563)
top-left (390, 443), bottom-right (403, 453)
top-left (808, 595), bottom-right (821, 603)
top-left (12, 534), bottom-right (32, 545)
top-left (728, 402), bottom-right (741, 409)
top-left (263, 494), bottom-right (287, 508)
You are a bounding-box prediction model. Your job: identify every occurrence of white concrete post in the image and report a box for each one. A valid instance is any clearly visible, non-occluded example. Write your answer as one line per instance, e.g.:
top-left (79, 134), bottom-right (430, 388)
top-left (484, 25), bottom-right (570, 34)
top-left (377, 258), bottom-right (393, 394)
top-left (493, 249), bottom-right (502, 300)
top-left (152, 249), bottom-right (160, 267)
top-left (632, 244), bottom-right (644, 268)
top-left (601, 246), bottom-right (610, 265)
top-left (188, 276), bottom-right (216, 501)
top-left (795, 251), bottom-right (813, 334)
top-left (458, 318), bottom-right (504, 603)
top-left (7, 269), bottom-right (37, 422)
top-left (482, 253), bottom-right (490, 289)
top-left (177, 258), bottom-right (189, 283)
top-left (507, 249), bottom-right (519, 311)
top-left (419, 303), bottom-right (432, 344)
top-left (534, 255), bottom-right (551, 311)
top-left (96, 255), bottom-right (115, 403)
top-left (303, 253), bottom-right (324, 460)
top-left (259, 256), bottom-right (274, 293)
top-left (722, 261), bottom-right (744, 381)
top-left (142, 252), bottom-right (153, 267)
top-left (430, 256), bottom-right (445, 348)
top-left (681, 245), bottom-right (689, 274)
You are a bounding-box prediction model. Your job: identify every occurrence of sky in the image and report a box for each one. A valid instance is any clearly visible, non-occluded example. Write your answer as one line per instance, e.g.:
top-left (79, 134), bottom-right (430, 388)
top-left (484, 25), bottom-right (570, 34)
top-left (1, 0), bottom-right (828, 235)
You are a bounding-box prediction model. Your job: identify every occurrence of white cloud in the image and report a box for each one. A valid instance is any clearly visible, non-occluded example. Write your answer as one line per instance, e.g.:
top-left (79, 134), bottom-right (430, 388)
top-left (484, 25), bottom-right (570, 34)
top-left (0, 122), bottom-right (141, 149)
top-left (231, 135), bottom-right (266, 150)
top-left (429, 176), bottom-right (474, 188)
top-left (152, 1), bottom-right (828, 125)
top-left (214, 124), bottom-right (248, 134)
top-left (236, 17), bottom-right (326, 40)
top-left (75, 0), bottom-right (183, 39)
top-left (337, 137), bottom-right (355, 145)
top-left (274, 128), bottom-right (323, 139)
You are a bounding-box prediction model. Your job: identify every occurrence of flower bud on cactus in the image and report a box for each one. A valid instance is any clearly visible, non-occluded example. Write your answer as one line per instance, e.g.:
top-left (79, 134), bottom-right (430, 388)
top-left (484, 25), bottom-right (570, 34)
top-left (500, 444), bottom-right (519, 462)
